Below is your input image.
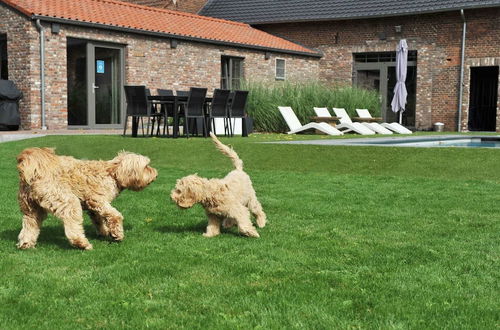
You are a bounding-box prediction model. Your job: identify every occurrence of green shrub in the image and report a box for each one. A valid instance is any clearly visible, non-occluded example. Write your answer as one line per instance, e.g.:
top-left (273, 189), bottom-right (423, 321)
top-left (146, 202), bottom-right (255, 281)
top-left (242, 81), bottom-right (381, 133)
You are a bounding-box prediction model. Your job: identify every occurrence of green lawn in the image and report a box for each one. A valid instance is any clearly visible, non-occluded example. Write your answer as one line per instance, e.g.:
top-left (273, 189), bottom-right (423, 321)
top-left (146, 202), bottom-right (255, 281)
top-left (0, 134), bottom-right (499, 329)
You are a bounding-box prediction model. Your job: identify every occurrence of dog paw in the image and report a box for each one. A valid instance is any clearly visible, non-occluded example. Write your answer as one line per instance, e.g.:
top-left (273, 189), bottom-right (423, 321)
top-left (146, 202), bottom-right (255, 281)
top-left (17, 241), bottom-right (36, 249)
top-left (70, 238), bottom-right (93, 250)
top-left (256, 218), bottom-right (266, 228)
top-left (241, 228), bottom-right (260, 238)
top-left (203, 232), bottom-right (219, 238)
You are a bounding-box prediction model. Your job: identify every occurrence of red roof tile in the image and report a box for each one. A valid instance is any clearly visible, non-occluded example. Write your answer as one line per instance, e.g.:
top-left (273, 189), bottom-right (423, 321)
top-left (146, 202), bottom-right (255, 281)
top-left (1, 0), bottom-right (319, 56)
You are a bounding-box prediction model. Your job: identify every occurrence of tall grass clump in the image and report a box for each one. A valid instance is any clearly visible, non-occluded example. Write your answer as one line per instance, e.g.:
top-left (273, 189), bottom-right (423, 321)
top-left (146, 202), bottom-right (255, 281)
top-left (242, 81), bottom-right (380, 133)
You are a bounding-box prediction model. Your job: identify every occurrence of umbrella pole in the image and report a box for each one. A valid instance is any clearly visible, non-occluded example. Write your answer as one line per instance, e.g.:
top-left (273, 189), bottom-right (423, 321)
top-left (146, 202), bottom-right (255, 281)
top-left (399, 111), bottom-right (403, 125)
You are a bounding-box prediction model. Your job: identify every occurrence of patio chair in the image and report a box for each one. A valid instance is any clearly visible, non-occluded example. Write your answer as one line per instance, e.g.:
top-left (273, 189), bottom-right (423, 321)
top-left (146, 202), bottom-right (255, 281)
top-left (278, 106), bottom-right (343, 136)
top-left (157, 89), bottom-right (174, 96)
top-left (330, 107), bottom-right (392, 135)
top-left (207, 89), bottom-right (231, 136)
top-left (314, 107), bottom-right (375, 135)
top-left (355, 109), bottom-right (413, 134)
top-left (228, 90), bottom-right (249, 137)
top-left (157, 89), bottom-right (175, 136)
top-left (176, 90), bottom-right (189, 97)
top-left (182, 87), bottom-right (208, 138)
top-left (145, 88), bottom-right (167, 136)
top-left (123, 85), bottom-right (164, 137)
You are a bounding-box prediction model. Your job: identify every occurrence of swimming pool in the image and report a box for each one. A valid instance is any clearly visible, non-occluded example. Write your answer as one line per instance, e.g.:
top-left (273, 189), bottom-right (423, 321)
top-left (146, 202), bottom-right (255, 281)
top-left (272, 135), bottom-right (500, 148)
top-left (361, 136), bottom-right (500, 148)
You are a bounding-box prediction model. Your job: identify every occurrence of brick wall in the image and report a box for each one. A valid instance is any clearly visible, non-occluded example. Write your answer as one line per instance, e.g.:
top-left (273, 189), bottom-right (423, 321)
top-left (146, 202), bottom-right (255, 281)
top-left (0, 3), bottom-right (319, 129)
top-left (257, 8), bottom-right (500, 131)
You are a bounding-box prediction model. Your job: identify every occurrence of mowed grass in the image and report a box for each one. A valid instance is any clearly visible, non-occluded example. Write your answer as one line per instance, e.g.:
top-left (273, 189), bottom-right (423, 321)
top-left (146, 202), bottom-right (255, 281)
top-left (0, 134), bottom-right (499, 329)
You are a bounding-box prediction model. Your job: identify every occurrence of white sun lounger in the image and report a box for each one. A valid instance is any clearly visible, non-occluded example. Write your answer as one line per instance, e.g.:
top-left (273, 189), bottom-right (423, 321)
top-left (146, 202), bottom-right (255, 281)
top-left (330, 107), bottom-right (391, 135)
top-left (355, 109), bottom-right (412, 134)
top-left (278, 106), bottom-right (343, 136)
top-left (313, 107), bottom-right (375, 135)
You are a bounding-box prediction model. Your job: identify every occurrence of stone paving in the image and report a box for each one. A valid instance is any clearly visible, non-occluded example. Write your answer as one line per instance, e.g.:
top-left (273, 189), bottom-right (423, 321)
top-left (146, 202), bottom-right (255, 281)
top-left (0, 129), bottom-right (122, 143)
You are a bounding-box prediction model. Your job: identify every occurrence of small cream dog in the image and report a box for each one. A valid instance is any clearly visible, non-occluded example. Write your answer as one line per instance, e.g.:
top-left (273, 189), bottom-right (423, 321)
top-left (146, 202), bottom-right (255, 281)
top-left (171, 133), bottom-right (266, 237)
top-left (16, 147), bottom-right (157, 250)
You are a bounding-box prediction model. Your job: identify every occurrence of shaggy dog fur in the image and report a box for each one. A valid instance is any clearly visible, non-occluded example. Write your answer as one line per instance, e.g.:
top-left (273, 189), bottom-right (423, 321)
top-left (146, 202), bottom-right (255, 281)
top-left (171, 133), bottom-right (266, 238)
top-left (16, 148), bottom-right (157, 250)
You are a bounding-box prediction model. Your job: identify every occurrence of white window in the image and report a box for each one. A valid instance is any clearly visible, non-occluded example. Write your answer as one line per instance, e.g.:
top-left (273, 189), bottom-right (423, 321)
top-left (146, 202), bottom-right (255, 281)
top-left (275, 58), bottom-right (286, 80)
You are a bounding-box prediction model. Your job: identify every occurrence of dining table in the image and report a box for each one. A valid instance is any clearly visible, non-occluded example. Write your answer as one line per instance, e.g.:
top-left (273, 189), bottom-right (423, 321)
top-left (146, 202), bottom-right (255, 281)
top-left (147, 95), bottom-right (213, 138)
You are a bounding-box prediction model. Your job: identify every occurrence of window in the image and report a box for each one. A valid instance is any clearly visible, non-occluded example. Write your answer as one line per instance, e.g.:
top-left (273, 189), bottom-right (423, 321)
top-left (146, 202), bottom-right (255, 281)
top-left (221, 56), bottom-right (244, 90)
top-left (275, 58), bottom-right (285, 80)
top-left (0, 34), bottom-right (7, 80)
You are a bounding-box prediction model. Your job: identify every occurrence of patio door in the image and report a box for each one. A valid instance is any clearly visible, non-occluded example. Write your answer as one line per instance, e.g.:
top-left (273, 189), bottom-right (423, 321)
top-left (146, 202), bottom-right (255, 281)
top-left (67, 39), bottom-right (124, 128)
top-left (354, 52), bottom-right (416, 128)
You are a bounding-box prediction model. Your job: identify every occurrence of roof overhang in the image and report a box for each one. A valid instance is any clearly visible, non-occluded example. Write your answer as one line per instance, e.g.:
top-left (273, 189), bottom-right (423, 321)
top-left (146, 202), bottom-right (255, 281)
top-left (31, 14), bottom-right (322, 58)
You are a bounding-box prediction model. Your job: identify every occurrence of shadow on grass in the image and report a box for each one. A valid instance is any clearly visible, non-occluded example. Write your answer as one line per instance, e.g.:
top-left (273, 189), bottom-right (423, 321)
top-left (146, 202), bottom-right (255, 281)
top-left (0, 224), bottom-right (132, 250)
top-left (155, 221), bottom-right (207, 234)
top-left (155, 221), bottom-right (242, 237)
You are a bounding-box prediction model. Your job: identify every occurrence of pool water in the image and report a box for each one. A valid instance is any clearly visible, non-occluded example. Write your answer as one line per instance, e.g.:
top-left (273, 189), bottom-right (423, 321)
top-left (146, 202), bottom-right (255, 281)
top-left (362, 137), bottom-right (500, 148)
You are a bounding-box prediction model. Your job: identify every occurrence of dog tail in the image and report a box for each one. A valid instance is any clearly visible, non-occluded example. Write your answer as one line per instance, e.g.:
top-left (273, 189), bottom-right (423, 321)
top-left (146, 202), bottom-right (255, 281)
top-left (210, 132), bottom-right (243, 171)
top-left (17, 147), bottom-right (58, 185)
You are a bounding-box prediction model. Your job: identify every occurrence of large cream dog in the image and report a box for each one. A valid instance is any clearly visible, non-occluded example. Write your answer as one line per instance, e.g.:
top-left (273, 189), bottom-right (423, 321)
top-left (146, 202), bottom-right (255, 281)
top-left (171, 133), bottom-right (266, 238)
top-left (16, 147), bottom-right (157, 250)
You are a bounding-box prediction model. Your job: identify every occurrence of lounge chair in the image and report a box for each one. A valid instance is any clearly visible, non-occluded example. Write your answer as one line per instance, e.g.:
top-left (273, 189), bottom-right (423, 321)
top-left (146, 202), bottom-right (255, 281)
top-left (313, 107), bottom-right (375, 135)
top-left (331, 107), bottom-right (392, 135)
top-left (278, 106), bottom-right (343, 136)
top-left (355, 109), bottom-right (412, 134)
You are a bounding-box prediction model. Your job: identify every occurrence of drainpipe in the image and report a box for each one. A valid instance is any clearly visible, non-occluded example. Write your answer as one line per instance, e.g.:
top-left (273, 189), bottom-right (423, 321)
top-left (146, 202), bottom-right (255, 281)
top-left (35, 19), bottom-right (47, 130)
top-left (457, 9), bottom-right (466, 132)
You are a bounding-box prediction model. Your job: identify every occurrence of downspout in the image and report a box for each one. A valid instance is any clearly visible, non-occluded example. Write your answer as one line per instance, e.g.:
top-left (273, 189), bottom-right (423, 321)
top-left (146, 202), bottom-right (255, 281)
top-left (35, 19), bottom-right (47, 130)
top-left (457, 9), bottom-right (466, 132)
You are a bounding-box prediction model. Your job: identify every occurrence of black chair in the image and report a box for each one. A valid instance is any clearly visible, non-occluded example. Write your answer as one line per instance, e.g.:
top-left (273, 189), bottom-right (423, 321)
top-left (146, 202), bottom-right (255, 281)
top-left (181, 87), bottom-right (208, 138)
top-left (145, 88), bottom-right (166, 136)
top-left (157, 89), bottom-right (175, 136)
top-left (228, 90), bottom-right (249, 137)
top-left (158, 89), bottom-right (174, 96)
top-left (123, 85), bottom-right (157, 137)
top-left (207, 89), bottom-right (231, 136)
top-left (176, 90), bottom-right (189, 97)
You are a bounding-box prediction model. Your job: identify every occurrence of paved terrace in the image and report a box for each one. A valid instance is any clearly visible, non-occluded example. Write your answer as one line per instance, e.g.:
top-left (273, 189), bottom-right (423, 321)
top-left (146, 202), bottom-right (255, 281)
top-left (0, 129), bottom-right (122, 143)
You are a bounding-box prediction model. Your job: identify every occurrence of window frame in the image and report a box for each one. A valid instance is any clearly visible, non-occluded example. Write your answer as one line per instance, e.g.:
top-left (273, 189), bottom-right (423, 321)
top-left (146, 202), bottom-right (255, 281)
top-left (275, 58), bottom-right (286, 80)
top-left (221, 55), bottom-right (244, 90)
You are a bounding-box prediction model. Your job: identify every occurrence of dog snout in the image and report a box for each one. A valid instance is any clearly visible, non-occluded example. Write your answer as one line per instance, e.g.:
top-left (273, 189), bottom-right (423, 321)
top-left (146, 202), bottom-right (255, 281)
top-left (148, 166), bottom-right (158, 181)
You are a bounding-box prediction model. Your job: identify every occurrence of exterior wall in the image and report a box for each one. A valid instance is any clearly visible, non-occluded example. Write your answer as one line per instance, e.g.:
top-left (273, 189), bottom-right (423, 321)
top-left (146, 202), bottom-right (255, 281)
top-left (257, 8), bottom-right (500, 131)
top-left (0, 4), bottom-right (40, 129)
top-left (0, 4), bottom-right (318, 129)
top-left (120, 0), bottom-right (208, 14)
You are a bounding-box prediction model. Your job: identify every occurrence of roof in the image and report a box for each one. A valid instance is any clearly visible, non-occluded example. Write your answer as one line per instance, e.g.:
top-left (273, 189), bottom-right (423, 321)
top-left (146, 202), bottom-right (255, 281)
top-left (199, 0), bottom-right (500, 24)
top-left (0, 0), bottom-right (320, 57)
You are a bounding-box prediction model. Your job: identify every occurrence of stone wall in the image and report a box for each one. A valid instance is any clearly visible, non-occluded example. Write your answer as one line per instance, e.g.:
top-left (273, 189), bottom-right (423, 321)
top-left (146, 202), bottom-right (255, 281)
top-left (0, 4), bottom-right (319, 129)
top-left (257, 8), bottom-right (500, 131)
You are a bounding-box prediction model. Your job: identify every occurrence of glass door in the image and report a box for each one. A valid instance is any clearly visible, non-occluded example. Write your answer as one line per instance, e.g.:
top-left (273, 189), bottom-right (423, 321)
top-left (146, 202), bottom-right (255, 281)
top-left (67, 39), bottom-right (124, 128)
top-left (354, 55), bottom-right (416, 128)
top-left (93, 46), bottom-right (122, 126)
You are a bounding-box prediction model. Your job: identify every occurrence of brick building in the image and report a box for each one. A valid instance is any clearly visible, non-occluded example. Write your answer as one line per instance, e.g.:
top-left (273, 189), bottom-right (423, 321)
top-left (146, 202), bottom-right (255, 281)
top-left (200, 0), bottom-right (500, 132)
top-left (0, 0), bottom-right (319, 130)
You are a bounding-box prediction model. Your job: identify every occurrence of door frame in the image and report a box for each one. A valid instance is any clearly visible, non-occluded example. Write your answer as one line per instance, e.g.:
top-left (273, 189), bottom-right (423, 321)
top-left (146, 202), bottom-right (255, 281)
top-left (354, 59), bottom-right (416, 122)
top-left (69, 40), bottom-right (125, 129)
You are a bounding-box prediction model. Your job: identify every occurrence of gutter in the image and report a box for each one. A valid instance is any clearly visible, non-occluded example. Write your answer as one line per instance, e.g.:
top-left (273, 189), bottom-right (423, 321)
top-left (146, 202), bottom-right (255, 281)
top-left (35, 19), bottom-right (47, 130)
top-left (31, 15), bottom-right (322, 58)
top-left (457, 9), bottom-right (466, 132)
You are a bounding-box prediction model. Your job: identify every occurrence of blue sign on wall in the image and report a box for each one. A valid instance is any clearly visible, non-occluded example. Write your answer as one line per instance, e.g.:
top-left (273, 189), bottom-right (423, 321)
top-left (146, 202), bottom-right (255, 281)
top-left (96, 60), bottom-right (105, 74)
